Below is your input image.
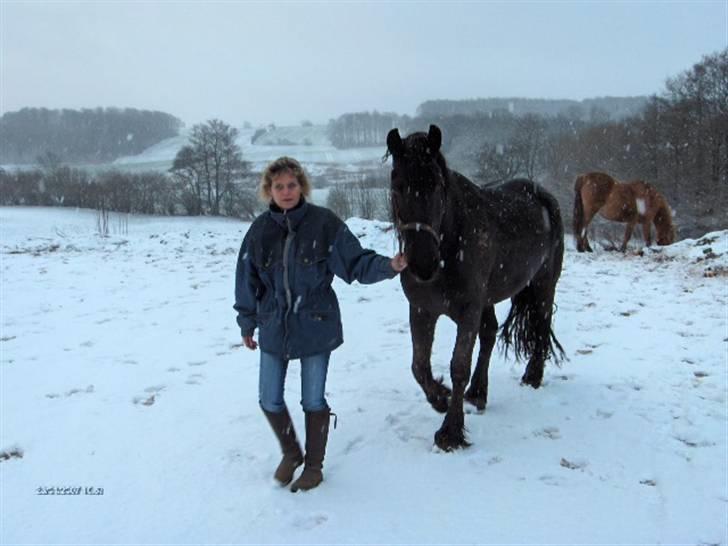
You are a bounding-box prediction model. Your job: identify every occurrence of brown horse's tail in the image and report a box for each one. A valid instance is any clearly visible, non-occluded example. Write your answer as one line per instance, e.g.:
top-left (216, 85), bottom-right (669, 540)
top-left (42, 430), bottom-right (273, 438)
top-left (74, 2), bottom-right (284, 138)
top-left (573, 175), bottom-right (586, 241)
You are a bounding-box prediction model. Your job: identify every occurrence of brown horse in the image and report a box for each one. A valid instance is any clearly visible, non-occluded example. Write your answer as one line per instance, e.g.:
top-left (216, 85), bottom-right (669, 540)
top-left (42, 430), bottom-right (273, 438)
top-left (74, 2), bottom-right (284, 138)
top-left (573, 172), bottom-right (675, 252)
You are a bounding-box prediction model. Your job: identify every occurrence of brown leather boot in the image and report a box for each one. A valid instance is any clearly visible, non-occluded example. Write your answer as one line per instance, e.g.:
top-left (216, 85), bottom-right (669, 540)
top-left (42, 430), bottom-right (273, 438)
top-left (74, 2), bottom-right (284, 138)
top-left (290, 409), bottom-right (331, 492)
top-left (262, 407), bottom-right (304, 485)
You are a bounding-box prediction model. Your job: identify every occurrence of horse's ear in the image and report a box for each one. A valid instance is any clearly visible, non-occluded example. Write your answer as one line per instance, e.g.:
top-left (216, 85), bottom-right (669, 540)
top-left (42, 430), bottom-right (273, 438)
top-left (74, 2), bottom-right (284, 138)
top-left (427, 125), bottom-right (442, 154)
top-left (387, 128), bottom-right (404, 157)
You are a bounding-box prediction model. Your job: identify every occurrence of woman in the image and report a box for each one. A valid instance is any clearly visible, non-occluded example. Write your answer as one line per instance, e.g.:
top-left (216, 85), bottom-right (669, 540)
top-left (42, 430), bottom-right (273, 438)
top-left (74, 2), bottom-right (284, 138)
top-left (234, 157), bottom-right (407, 492)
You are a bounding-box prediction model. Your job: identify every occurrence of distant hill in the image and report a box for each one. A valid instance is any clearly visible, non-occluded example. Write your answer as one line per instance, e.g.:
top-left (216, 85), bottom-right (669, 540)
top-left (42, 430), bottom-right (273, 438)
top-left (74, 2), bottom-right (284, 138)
top-left (0, 107), bottom-right (183, 165)
top-left (416, 96), bottom-right (649, 121)
top-left (251, 124), bottom-right (330, 146)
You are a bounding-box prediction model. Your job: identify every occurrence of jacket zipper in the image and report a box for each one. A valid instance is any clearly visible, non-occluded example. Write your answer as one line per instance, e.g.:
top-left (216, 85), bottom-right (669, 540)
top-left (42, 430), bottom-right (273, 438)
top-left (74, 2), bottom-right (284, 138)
top-left (282, 214), bottom-right (295, 357)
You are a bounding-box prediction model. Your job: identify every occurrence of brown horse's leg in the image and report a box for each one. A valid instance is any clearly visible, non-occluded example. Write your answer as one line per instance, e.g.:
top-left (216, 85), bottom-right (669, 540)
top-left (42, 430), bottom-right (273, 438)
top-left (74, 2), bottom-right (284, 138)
top-left (465, 306), bottom-right (497, 411)
top-left (435, 307), bottom-right (480, 451)
top-left (621, 220), bottom-right (636, 252)
top-left (579, 209), bottom-right (598, 252)
top-left (409, 304), bottom-right (450, 413)
top-left (642, 220), bottom-right (653, 247)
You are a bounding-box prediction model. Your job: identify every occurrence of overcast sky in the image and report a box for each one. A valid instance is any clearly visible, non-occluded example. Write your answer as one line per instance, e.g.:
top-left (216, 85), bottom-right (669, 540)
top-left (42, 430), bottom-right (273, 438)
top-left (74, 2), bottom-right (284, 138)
top-left (2, 1), bottom-right (726, 127)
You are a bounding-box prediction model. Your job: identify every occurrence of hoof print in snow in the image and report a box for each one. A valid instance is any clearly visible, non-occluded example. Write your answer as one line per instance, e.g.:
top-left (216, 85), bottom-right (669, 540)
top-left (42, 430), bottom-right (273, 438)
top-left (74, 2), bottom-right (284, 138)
top-left (343, 436), bottom-right (364, 454)
top-left (292, 513), bottom-right (329, 530)
top-left (0, 446), bottom-right (24, 462)
top-left (134, 394), bottom-right (156, 406)
top-left (535, 427), bottom-right (561, 440)
top-left (539, 474), bottom-right (563, 486)
top-left (66, 385), bottom-right (94, 397)
top-left (560, 457), bottom-right (587, 471)
top-left (186, 374), bottom-right (204, 385)
top-left (693, 371), bottom-right (709, 378)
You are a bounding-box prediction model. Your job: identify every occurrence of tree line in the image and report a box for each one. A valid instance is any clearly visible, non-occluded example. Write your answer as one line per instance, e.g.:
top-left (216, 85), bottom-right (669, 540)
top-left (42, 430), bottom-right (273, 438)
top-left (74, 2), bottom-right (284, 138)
top-left (416, 96), bottom-right (648, 121)
top-left (0, 107), bottom-right (183, 164)
top-left (325, 96), bottom-right (649, 150)
top-left (472, 48), bottom-right (727, 238)
top-left (0, 119), bottom-right (261, 219)
top-left (327, 111), bottom-right (409, 148)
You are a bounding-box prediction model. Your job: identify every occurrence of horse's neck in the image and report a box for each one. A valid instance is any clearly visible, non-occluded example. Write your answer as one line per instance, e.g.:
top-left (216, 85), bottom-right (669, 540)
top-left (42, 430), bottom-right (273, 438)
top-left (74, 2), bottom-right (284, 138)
top-left (442, 169), bottom-right (476, 239)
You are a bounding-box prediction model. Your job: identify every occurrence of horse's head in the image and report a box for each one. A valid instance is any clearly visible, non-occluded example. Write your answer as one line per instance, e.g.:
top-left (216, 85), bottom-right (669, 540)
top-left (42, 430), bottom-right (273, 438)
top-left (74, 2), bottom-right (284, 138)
top-left (655, 202), bottom-right (676, 245)
top-left (387, 124), bottom-right (447, 282)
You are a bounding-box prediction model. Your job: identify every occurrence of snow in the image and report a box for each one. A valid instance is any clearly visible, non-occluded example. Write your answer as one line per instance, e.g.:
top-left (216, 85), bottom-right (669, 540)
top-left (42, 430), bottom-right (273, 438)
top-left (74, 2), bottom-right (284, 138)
top-left (112, 127), bottom-right (387, 175)
top-left (1, 206), bottom-right (727, 544)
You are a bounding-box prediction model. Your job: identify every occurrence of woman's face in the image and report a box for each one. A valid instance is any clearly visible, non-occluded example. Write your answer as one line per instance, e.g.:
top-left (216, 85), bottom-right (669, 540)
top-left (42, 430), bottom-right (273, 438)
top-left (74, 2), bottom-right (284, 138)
top-left (270, 171), bottom-right (302, 210)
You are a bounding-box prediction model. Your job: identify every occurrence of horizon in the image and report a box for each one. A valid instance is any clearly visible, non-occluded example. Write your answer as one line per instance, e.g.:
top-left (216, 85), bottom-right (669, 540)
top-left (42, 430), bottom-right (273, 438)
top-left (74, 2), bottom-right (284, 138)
top-left (0, 93), bottom-right (653, 129)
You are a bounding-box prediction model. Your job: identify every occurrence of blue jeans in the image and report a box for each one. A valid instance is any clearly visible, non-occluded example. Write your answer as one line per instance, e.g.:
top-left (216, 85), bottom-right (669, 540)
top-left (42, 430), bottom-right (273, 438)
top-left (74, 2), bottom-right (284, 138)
top-left (259, 351), bottom-right (330, 413)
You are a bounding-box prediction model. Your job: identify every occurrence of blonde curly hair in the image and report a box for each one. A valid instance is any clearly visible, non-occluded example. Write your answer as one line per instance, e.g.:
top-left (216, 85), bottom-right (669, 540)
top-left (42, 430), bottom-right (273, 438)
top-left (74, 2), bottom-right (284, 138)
top-left (259, 156), bottom-right (312, 203)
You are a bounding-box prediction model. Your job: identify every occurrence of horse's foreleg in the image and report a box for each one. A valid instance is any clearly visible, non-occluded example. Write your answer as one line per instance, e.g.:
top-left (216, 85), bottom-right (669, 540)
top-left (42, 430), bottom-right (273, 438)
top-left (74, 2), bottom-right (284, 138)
top-left (435, 308), bottom-right (480, 451)
top-left (409, 305), bottom-right (449, 413)
top-left (465, 306), bottom-right (497, 411)
top-left (642, 220), bottom-right (653, 247)
top-left (621, 220), bottom-right (636, 252)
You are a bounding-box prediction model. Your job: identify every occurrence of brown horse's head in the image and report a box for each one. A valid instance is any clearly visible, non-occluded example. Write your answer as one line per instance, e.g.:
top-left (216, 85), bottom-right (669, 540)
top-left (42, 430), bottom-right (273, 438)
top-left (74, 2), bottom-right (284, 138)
top-left (654, 202), bottom-right (676, 245)
top-left (387, 125), bottom-right (448, 282)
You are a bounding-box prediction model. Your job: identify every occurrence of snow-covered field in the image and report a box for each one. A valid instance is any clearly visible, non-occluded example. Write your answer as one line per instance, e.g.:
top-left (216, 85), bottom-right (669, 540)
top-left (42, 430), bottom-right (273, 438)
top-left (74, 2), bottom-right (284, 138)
top-left (113, 127), bottom-right (386, 174)
top-left (1, 206), bottom-right (726, 545)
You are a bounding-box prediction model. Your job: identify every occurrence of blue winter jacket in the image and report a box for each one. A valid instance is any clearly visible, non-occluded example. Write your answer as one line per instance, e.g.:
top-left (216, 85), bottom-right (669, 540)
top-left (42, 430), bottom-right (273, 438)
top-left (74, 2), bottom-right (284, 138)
top-left (234, 199), bottom-right (397, 359)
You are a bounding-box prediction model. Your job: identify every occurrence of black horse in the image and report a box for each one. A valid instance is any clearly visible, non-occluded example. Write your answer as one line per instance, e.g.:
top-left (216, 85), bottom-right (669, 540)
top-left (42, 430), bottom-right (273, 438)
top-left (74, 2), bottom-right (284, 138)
top-left (387, 125), bottom-right (565, 451)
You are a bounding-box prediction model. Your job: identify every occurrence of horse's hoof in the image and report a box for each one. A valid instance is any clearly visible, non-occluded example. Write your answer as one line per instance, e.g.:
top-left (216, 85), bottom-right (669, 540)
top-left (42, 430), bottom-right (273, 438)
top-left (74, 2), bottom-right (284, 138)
top-left (520, 374), bottom-right (542, 389)
top-left (434, 428), bottom-right (470, 452)
top-left (464, 391), bottom-right (487, 411)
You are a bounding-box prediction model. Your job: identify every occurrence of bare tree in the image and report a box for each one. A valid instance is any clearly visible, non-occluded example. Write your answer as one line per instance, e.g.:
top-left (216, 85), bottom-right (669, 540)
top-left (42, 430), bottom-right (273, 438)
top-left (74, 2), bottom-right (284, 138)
top-left (170, 119), bottom-right (252, 216)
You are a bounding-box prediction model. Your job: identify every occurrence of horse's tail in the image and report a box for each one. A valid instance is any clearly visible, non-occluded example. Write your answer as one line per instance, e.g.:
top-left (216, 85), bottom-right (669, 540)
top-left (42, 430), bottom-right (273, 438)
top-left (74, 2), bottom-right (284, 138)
top-left (500, 286), bottom-right (566, 367)
top-left (573, 175), bottom-right (587, 240)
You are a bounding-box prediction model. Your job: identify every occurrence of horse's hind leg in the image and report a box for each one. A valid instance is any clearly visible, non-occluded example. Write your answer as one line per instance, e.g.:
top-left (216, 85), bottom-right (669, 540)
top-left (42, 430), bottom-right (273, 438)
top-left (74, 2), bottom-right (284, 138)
top-left (515, 264), bottom-right (563, 389)
top-left (520, 286), bottom-right (552, 389)
top-left (465, 306), bottom-right (497, 411)
top-left (578, 208), bottom-right (597, 252)
top-left (409, 304), bottom-right (450, 413)
top-left (620, 220), bottom-right (637, 252)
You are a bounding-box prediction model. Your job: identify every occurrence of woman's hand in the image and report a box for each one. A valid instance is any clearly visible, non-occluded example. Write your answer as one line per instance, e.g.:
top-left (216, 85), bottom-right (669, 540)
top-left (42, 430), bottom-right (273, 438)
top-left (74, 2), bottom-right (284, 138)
top-left (243, 335), bottom-right (258, 350)
top-left (390, 252), bottom-right (408, 272)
